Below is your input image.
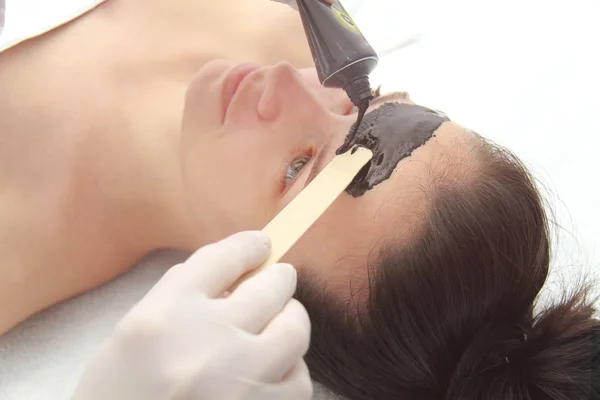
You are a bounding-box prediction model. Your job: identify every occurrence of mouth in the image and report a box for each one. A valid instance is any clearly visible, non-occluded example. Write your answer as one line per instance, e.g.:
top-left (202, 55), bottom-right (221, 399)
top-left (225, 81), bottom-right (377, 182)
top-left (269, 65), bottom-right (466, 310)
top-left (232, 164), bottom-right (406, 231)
top-left (221, 63), bottom-right (261, 119)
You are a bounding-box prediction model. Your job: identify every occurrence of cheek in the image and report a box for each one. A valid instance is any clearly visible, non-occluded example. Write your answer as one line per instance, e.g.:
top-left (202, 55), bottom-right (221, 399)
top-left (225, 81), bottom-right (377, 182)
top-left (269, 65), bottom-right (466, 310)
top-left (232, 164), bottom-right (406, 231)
top-left (182, 135), bottom-right (284, 230)
top-left (196, 139), bottom-right (277, 195)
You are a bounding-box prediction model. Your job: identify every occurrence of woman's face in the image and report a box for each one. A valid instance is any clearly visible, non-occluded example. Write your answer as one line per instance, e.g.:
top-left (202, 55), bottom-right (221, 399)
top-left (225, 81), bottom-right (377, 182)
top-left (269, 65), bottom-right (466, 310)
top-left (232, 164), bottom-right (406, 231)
top-left (181, 60), bottom-right (472, 291)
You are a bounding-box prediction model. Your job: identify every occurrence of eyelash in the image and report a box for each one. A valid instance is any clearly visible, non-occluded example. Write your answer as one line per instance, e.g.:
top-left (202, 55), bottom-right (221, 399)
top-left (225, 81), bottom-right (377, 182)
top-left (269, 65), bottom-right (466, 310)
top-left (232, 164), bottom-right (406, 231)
top-left (284, 153), bottom-right (313, 187)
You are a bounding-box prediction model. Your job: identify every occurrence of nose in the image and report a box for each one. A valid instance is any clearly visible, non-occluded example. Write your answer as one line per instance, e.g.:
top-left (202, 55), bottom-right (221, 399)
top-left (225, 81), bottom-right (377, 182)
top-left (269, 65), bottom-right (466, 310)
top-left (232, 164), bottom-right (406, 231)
top-left (257, 62), bottom-right (340, 121)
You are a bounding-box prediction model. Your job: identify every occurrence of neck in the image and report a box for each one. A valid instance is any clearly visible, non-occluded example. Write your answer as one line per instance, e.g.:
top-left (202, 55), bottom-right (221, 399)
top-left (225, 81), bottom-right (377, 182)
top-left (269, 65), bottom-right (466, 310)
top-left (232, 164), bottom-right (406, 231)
top-left (0, 132), bottom-right (200, 334)
top-left (0, 79), bottom-right (200, 335)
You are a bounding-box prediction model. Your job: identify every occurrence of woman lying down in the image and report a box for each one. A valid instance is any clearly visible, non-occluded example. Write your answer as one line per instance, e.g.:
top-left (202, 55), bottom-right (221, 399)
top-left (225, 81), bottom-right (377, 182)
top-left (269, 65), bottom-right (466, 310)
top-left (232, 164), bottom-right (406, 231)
top-left (0, 0), bottom-right (598, 399)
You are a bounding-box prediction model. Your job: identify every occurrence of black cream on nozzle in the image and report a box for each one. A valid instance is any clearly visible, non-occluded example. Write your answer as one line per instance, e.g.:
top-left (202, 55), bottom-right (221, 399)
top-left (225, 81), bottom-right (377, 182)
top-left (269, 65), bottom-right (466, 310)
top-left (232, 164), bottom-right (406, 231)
top-left (295, 0), bottom-right (379, 154)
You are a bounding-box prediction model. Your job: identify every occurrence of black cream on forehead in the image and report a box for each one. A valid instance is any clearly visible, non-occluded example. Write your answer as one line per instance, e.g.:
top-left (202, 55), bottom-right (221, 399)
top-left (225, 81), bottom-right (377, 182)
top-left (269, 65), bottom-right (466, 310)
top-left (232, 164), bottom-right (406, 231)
top-left (342, 102), bottom-right (450, 197)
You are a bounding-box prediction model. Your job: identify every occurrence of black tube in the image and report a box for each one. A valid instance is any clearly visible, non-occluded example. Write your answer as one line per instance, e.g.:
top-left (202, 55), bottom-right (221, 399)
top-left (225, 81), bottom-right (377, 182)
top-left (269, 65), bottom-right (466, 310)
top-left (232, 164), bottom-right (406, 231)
top-left (296, 0), bottom-right (379, 107)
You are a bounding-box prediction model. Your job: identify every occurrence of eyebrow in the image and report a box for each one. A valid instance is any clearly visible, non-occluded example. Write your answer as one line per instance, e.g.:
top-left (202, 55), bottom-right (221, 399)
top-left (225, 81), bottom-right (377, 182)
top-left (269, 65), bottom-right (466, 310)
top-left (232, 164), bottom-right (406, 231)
top-left (369, 91), bottom-right (410, 108)
top-left (304, 139), bottom-right (334, 187)
top-left (369, 91), bottom-right (448, 118)
top-left (345, 91), bottom-right (410, 117)
top-left (301, 91), bottom-right (411, 187)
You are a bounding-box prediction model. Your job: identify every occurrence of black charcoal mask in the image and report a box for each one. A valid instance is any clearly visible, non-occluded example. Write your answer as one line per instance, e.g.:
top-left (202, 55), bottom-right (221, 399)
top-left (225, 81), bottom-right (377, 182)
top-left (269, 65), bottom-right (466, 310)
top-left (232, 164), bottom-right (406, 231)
top-left (340, 102), bottom-right (450, 197)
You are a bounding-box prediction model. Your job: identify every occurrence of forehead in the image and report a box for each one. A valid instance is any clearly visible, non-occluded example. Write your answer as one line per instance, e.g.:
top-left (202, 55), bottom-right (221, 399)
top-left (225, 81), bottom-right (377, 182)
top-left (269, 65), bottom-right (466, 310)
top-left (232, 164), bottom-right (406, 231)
top-left (344, 102), bottom-right (451, 197)
top-left (282, 108), bottom-right (475, 291)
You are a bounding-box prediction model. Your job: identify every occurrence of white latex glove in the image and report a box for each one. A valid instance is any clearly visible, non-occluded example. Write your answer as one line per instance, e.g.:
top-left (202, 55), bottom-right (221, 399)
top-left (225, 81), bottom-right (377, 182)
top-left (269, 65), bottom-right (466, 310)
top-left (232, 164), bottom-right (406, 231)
top-left (271, 0), bottom-right (336, 12)
top-left (72, 231), bottom-right (312, 400)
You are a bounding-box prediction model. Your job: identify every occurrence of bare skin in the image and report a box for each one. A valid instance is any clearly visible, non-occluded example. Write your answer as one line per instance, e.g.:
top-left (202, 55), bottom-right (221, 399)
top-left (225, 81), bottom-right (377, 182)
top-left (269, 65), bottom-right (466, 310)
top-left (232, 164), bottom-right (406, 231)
top-left (0, 0), bottom-right (315, 334)
top-left (0, 0), bottom-right (476, 335)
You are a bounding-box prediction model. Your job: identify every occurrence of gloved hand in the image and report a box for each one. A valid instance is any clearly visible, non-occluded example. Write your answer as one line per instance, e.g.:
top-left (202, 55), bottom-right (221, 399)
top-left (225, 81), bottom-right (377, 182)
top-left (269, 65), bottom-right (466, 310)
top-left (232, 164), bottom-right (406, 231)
top-left (272, 0), bottom-right (336, 12)
top-left (72, 231), bottom-right (312, 400)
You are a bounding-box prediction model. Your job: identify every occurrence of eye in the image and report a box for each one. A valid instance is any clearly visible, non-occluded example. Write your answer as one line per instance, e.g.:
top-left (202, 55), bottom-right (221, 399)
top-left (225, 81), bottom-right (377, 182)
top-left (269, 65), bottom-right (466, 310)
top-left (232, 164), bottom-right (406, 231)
top-left (284, 154), bottom-right (312, 187)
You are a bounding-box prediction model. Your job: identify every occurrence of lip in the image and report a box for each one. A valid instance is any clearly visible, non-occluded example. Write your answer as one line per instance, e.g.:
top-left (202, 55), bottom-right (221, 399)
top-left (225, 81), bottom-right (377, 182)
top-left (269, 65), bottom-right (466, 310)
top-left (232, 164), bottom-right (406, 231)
top-left (221, 63), bottom-right (261, 118)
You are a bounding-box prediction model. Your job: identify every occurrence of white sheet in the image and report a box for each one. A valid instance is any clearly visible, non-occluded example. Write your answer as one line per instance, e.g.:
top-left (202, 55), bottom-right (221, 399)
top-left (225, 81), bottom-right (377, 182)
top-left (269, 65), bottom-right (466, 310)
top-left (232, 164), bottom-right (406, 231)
top-left (1, 1), bottom-right (599, 399)
top-left (0, 0), bottom-right (106, 52)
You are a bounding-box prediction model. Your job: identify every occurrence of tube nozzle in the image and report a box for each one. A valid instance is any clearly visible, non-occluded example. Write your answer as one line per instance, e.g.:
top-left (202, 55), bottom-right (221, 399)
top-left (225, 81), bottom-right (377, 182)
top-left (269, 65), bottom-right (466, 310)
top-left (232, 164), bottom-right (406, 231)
top-left (344, 76), bottom-right (374, 108)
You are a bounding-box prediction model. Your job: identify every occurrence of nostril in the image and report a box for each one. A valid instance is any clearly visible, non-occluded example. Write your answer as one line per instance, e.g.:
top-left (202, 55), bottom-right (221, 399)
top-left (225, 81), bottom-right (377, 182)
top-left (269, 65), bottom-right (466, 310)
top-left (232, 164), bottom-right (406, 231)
top-left (376, 154), bottom-right (384, 166)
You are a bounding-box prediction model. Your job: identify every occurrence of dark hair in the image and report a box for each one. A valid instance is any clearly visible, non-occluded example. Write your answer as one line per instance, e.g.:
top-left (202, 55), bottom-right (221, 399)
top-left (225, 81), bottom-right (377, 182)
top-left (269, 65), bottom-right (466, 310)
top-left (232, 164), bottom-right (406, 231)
top-left (294, 137), bottom-right (600, 400)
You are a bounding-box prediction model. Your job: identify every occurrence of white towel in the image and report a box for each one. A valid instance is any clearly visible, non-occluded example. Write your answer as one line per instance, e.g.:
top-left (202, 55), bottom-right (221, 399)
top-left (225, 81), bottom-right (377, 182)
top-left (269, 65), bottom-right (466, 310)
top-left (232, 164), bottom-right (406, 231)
top-left (0, 1), bottom-right (5, 38)
top-left (0, 250), bottom-right (341, 400)
top-left (0, 0), bottom-right (106, 53)
top-left (0, 251), bottom-right (184, 400)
